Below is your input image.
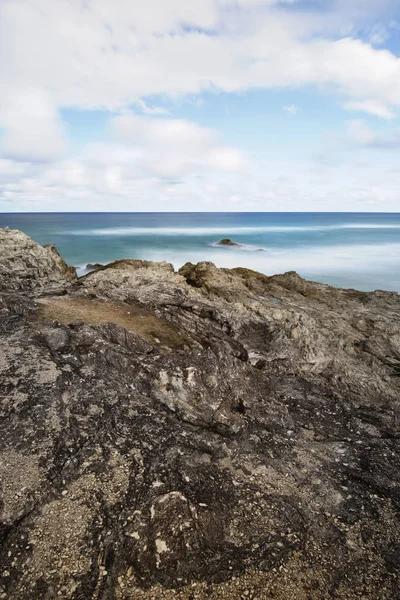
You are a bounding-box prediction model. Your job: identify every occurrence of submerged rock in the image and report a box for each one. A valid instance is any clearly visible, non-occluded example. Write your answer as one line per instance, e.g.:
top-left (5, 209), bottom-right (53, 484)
top-left (0, 228), bottom-right (400, 600)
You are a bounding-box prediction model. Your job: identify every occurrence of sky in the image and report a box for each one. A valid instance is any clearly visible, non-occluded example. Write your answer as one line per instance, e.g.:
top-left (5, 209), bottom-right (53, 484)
top-left (1, 0), bottom-right (400, 212)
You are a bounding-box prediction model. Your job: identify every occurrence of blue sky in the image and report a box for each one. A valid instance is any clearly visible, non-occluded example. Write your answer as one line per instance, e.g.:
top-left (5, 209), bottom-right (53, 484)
top-left (1, 0), bottom-right (400, 211)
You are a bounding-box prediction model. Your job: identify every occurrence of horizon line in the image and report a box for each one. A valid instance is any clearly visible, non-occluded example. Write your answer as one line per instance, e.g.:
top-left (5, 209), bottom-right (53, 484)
top-left (1, 211), bottom-right (400, 215)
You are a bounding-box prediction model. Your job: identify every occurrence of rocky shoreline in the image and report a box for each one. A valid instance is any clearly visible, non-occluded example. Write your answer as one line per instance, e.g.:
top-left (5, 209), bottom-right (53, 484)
top-left (1, 227), bottom-right (400, 600)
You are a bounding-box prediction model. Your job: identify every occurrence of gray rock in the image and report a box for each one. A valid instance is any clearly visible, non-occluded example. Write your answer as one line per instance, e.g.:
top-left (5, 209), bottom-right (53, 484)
top-left (39, 324), bottom-right (71, 352)
top-left (0, 228), bottom-right (76, 292)
top-left (0, 229), bottom-right (400, 600)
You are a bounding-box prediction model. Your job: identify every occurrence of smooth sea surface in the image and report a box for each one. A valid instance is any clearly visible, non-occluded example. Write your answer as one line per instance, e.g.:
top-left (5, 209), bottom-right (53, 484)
top-left (1, 212), bottom-right (400, 292)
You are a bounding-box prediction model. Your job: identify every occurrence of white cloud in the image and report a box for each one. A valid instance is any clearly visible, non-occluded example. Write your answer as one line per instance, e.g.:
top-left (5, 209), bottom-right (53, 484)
top-left (343, 99), bottom-right (396, 119)
top-left (347, 120), bottom-right (377, 146)
top-left (283, 105), bottom-right (301, 115)
top-left (368, 23), bottom-right (390, 46)
top-left (2, 0), bottom-right (400, 212)
top-left (208, 147), bottom-right (247, 171)
top-left (0, 88), bottom-right (67, 162)
top-left (112, 115), bottom-right (216, 151)
top-left (110, 115), bottom-right (247, 177)
top-left (346, 119), bottom-right (400, 148)
top-left (2, 151), bottom-right (400, 213)
top-left (2, 0), bottom-right (400, 115)
top-left (135, 100), bottom-right (169, 115)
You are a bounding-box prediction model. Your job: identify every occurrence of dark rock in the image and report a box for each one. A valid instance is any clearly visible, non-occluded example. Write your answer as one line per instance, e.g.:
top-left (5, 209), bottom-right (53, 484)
top-left (86, 263), bottom-right (104, 271)
top-left (0, 228), bottom-right (400, 600)
top-left (216, 238), bottom-right (242, 247)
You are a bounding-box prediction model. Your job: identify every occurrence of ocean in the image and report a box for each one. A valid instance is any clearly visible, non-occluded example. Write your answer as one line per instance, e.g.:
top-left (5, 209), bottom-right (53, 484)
top-left (1, 212), bottom-right (400, 292)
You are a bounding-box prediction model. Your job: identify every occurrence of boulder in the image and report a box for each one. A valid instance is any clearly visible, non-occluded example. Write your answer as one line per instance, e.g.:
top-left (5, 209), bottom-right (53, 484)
top-left (0, 228), bottom-right (76, 292)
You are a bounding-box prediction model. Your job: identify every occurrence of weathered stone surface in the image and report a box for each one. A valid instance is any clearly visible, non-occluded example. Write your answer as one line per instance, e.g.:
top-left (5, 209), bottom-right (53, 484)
top-left (0, 227), bottom-right (76, 292)
top-left (0, 230), bottom-right (400, 599)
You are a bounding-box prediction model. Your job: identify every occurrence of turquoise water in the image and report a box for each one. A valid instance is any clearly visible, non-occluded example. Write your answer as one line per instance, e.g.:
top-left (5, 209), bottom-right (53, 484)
top-left (1, 212), bottom-right (400, 292)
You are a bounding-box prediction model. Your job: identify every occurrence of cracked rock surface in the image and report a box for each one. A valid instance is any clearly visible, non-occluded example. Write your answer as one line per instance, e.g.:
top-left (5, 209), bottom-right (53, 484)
top-left (1, 229), bottom-right (400, 600)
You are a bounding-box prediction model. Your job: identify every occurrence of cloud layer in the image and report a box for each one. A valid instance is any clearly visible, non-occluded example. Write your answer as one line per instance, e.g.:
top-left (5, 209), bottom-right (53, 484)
top-left (1, 0), bottom-right (400, 210)
top-left (2, 0), bottom-right (400, 113)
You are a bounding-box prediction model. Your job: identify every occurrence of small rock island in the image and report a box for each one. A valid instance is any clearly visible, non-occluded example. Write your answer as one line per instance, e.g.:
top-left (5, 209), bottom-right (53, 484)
top-left (216, 237), bottom-right (242, 246)
top-left (1, 227), bottom-right (400, 600)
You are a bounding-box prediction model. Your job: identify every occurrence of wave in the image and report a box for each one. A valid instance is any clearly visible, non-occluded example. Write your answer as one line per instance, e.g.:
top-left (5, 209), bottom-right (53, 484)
top-left (171, 242), bottom-right (400, 269)
top-left (67, 226), bottom-right (322, 236)
top-left (66, 223), bottom-right (400, 236)
top-left (209, 241), bottom-right (267, 251)
top-left (144, 242), bottom-right (400, 291)
top-left (340, 224), bottom-right (400, 229)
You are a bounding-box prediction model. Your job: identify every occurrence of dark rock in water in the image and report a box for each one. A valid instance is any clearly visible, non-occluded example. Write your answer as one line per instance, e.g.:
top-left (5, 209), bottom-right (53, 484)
top-left (1, 229), bottom-right (400, 599)
top-left (86, 262), bottom-right (104, 271)
top-left (216, 238), bottom-right (242, 246)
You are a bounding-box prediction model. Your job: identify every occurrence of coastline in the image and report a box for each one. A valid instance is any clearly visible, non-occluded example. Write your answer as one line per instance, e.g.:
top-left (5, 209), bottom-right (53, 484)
top-left (1, 212), bottom-right (400, 293)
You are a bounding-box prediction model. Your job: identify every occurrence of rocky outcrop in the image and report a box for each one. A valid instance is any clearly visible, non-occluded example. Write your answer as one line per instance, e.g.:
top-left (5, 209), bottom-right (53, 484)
top-left (1, 229), bottom-right (400, 600)
top-left (0, 228), bottom-right (76, 292)
top-left (216, 238), bottom-right (242, 246)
